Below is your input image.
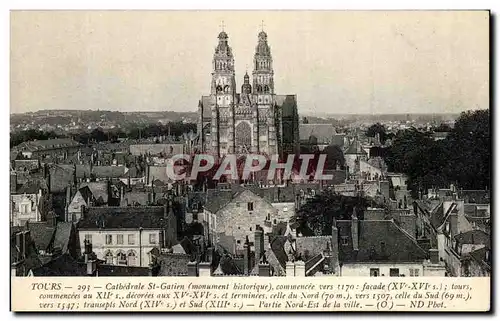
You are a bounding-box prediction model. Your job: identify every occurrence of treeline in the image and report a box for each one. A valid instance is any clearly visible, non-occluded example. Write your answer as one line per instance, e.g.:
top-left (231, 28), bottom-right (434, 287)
top-left (374, 110), bottom-right (490, 194)
top-left (10, 129), bottom-right (64, 148)
top-left (10, 122), bottom-right (198, 147)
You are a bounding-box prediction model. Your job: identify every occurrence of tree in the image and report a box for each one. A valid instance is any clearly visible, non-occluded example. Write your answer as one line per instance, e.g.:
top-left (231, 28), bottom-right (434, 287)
top-left (383, 109), bottom-right (490, 194)
top-left (321, 144), bottom-right (345, 169)
top-left (295, 191), bottom-right (370, 236)
top-left (365, 123), bottom-right (388, 144)
top-left (446, 110), bottom-right (490, 189)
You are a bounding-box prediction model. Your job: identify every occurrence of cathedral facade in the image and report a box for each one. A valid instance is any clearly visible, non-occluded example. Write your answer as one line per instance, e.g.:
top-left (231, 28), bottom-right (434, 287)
top-left (197, 29), bottom-right (299, 158)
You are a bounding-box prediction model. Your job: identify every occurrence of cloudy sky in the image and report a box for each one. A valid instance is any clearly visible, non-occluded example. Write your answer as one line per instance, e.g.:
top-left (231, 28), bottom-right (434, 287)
top-left (10, 11), bottom-right (489, 115)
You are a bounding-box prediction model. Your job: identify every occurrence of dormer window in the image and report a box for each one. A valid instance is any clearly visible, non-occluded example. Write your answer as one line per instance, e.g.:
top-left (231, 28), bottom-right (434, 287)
top-left (247, 202), bottom-right (254, 211)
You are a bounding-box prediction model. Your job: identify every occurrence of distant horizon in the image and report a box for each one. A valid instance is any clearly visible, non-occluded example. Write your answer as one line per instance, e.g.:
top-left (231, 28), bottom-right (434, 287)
top-left (10, 107), bottom-right (476, 117)
top-left (11, 11), bottom-right (489, 115)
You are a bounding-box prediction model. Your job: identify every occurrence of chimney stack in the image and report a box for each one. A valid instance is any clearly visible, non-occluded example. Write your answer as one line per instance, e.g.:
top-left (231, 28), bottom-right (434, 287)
top-left (187, 261), bottom-right (198, 276)
top-left (15, 232), bottom-right (25, 262)
top-left (243, 239), bottom-right (250, 275)
top-left (449, 212), bottom-right (458, 239)
top-left (331, 220), bottom-right (340, 274)
top-left (258, 253), bottom-right (270, 276)
top-left (352, 208), bottom-right (359, 251)
top-left (294, 260), bottom-right (306, 277)
top-left (10, 172), bottom-right (17, 194)
top-left (286, 261), bottom-right (295, 277)
top-left (429, 248), bottom-right (439, 264)
top-left (254, 226), bottom-right (264, 274)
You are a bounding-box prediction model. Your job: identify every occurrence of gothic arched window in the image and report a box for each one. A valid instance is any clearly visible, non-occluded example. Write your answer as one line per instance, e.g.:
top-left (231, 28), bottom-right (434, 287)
top-left (257, 85), bottom-right (263, 93)
top-left (104, 250), bottom-right (113, 265)
top-left (127, 250), bottom-right (137, 266)
top-left (216, 85), bottom-right (223, 94)
top-left (235, 122), bottom-right (252, 153)
top-left (264, 85), bottom-right (270, 93)
top-left (223, 85), bottom-right (230, 94)
top-left (117, 251), bottom-right (127, 265)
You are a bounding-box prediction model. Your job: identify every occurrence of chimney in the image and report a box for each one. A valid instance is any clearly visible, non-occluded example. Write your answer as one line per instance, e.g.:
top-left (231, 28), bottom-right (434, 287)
top-left (294, 260), bottom-right (306, 277)
top-left (120, 185), bottom-right (125, 202)
top-left (10, 172), bottom-right (17, 194)
top-left (352, 208), bottom-right (359, 251)
top-left (198, 261), bottom-right (211, 277)
top-left (449, 212), bottom-right (458, 239)
top-left (254, 226), bottom-right (263, 273)
top-left (80, 204), bottom-right (86, 220)
top-left (65, 186), bottom-right (71, 220)
top-left (187, 261), bottom-right (198, 276)
top-left (258, 253), bottom-right (270, 276)
top-left (286, 261), bottom-right (295, 277)
top-left (331, 220), bottom-right (340, 273)
top-left (15, 232), bottom-right (25, 262)
top-left (429, 248), bottom-right (439, 264)
top-left (47, 211), bottom-right (57, 228)
top-left (243, 239), bottom-right (250, 275)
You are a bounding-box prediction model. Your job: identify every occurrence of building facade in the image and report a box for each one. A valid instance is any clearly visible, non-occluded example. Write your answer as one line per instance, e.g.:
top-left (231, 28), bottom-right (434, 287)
top-left (197, 29), bottom-right (299, 158)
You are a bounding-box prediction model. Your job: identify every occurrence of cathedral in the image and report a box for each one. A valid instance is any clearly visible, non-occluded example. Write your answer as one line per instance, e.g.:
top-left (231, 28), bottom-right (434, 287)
top-left (197, 28), bottom-right (299, 158)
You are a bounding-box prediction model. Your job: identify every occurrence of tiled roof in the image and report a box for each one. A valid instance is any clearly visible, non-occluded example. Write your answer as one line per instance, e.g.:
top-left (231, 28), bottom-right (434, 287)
top-left (344, 139), bottom-right (367, 155)
top-left (31, 254), bottom-right (86, 276)
top-left (204, 190), bottom-right (234, 213)
top-left (79, 182), bottom-right (108, 203)
top-left (454, 230), bottom-right (490, 247)
top-left (91, 166), bottom-right (128, 178)
top-left (77, 206), bottom-right (169, 229)
top-left (16, 178), bottom-right (47, 194)
top-left (337, 219), bottom-right (428, 263)
top-left (27, 222), bottom-right (56, 252)
top-left (15, 139), bottom-right (80, 152)
top-left (53, 222), bottom-right (73, 254)
top-left (299, 124), bottom-right (337, 143)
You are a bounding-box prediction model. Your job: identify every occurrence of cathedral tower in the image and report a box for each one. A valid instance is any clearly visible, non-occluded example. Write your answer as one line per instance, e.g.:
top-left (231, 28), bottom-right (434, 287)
top-left (252, 30), bottom-right (274, 105)
top-left (210, 29), bottom-right (237, 156)
top-left (212, 30), bottom-right (236, 106)
top-left (198, 25), bottom-right (299, 159)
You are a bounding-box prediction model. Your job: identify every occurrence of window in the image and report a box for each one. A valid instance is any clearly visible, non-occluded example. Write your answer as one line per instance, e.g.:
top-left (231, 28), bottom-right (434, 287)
top-left (117, 235), bottom-right (124, 245)
top-left (237, 240), bottom-right (241, 244)
top-left (409, 268), bottom-right (420, 277)
top-left (84, 234), bottom-right (92, 243)
top-left (341, 236), bottom-right (349, 246)
top-left (117, 252), bottom-right (127, 265)
top-left (149, 233), bottom-right (156, 244)
top-left (236, 203), bottom-right (240, 207)
top-left (250, 227), bottom-right (252, 231)
top-left (370, 268), bottom-right (380, 277)
top-left (127, 251), bottom-right (136, 266)
top-left (21, 204), bottom-right (29, 213)
top-left (105, 251), bottom-right (113, 264)
top-left (247, 202), bottom-right (254, 211)
top-left (128, 234), bottom-right (135, 245)
top-left (380, 242), bottom-right (386, 254)
top-left (105, 235), bottom-right (112, 245)
top-left (390, 268), bottom-right (400, 277)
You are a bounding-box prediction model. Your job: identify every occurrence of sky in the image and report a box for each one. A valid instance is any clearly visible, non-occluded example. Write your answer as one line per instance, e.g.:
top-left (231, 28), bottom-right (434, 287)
top-left (10, 10), bottom-right (489, 115)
